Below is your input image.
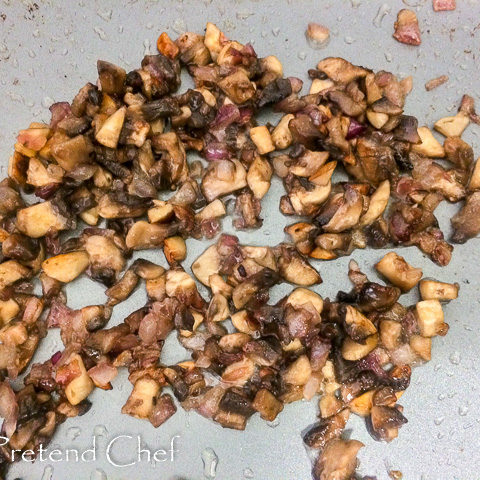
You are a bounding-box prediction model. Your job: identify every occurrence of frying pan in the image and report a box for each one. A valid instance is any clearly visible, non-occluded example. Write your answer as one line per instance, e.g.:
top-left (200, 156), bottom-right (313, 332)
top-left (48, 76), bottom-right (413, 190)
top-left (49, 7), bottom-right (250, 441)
top-left (0, 1), bottom-right (479, 478)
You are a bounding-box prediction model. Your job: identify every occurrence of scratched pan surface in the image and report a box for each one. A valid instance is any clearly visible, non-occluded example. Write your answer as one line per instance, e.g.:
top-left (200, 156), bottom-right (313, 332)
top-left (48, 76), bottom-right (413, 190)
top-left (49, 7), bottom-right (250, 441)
top-left (1, 0), bottom-right (480, 479)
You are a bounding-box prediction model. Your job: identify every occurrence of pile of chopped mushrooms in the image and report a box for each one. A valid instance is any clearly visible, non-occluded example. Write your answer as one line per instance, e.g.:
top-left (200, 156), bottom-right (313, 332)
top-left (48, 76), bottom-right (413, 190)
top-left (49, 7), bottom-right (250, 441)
top-left (0, 20), bottom-right (477, 480)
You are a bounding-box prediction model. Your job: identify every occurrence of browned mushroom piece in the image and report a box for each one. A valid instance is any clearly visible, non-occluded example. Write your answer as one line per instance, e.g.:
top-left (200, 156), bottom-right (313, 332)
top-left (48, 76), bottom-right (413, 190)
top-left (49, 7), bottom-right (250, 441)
top-left (451, 192), bottom-right (480, 243)
top-left (313, 438), bottom-right (364, 480)
top-left (367, 405), bottom-right (408, 442)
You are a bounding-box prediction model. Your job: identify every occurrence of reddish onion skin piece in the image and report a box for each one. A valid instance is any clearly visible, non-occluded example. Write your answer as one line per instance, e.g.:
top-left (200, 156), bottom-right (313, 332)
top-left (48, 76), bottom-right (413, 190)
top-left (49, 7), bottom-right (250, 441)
top-left (49, 101), bottom-right (72, 129)
top-left (51, 351), bottom-right (62, 365)
top-left (212, 104), bottom-right (240, 128)
top-left (204, 142), bottom-right (231, 161)
top-left (393, 9), bottom-right (422, 46)
top-left (346, 119), bottom-right (367, 140)
top-left (433, 0), bottom-right (456, 11)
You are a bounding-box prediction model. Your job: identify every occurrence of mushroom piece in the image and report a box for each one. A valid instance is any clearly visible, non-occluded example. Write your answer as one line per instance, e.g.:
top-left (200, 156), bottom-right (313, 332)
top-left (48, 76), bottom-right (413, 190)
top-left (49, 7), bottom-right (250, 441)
top-left (97, 60), bottom-right (127, 95)
top-left (16, 201), bottom-right (71, 239)
top-left (202, 159), bottom-right (247, 202)
top-left (42, 251), bottom-right (90, 283)
top-left (342, 334), bottom-right (379, 361)
top-left (84, 234), bottom-right (125, 284)
top-left (106, 269), bottom-right (139, 306)
top-left (412, 127), bottom-right (445, 157)
top-left (367, 405), bottom-right (408, 442)
top-left (415, 300), bottom-right (446, 337)
top-left (252, 389), bottom-right (284, 421)
top-left (151, 132), bottom-right (188, 186)
top-left (95, 107), bottom-right (127, 149)
top-left (342, 305), bottom-right (377, 341)
top-left (125, 221), bottom-right (177, 250)
top-left (303, 409), bottom-right (350, 450)
top-left (419, 279), bottom-right (459, 301)
top-left (122, 377), bottom-right (161, 419)
top-left (322, 187), bottom-right (364, 233)
top-left (316, 57), bottom-right (367, 84)
top-left (163, 236), bottom-right (187, 264)
top-left (192, 245), bottom-right (221, 286)
top-left (218, 70), bottom-right (256, 104)
top-left (148, 200), bottom-right (175, 224)
top-left (282, 355), bottom-right (312, 386)
top-left (451, 192), bottom-right (480, 243)
top-left (62, 354), bottom-right (95, 406)
top-left (249, 126), bottom-right (275, 155)
top-left (286, 288), bottom-right (323, 314)
top-left (434, 113), bottom-right (469, 138)
top-left (359, 180), bottom-right (390, 227)
top-left (0, 260), bottom-right (31, 290)
top-left (306, 22), bottom-right (330, 48)
top-left (272, 114), bottom-right (294, 150)
top-left (247, 156), bottom-right (273, 199)
top-left (313, 438), bottom-right (364, 480)
top-left (375, 252), bottom-right (422, 292)
top-left (51, 135), bottom-right (92, 172)
top-left (275, 245), bottom-right (322, 286)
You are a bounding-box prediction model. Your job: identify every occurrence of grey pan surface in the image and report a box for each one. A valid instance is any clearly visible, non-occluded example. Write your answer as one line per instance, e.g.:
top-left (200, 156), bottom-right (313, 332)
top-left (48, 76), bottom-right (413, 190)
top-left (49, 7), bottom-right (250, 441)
top-left (1, 0), bottom-right (480, 479)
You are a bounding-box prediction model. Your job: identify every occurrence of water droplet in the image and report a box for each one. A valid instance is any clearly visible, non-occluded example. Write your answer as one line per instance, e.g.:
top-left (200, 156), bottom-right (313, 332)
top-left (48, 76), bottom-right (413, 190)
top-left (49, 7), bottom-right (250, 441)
top-left (33, 29), bottom-right (40, 38)
top-left (402, 0), bottom-right (427, 6)
top-left (236, 10), bottom-right (253, 20)
top-left (93, 27), bottom-right (107, 40)
top-left (297, 51), bottom-right (307, 60)
top-left (243, 467), bottom-right (254, 478)
top-left (344, 36), bottom-right (354, 44)
top-left (458, 405), bottom-right (469, 416)
top-left (373, 3), bottom-right (391, 28)
top-left (434, 416), bottom-right (445, 425)
top-left (438, 393), bottom-right (446, 401)
top-left (172, 18), bottom-right (186, 34)
top-left (42, 96), bottom-right (54, 108)
top-left (90, 469), bottom-right (107, 480)
top-left (449, 352), bottom-right (461, 365)
top-left (143, 39), bottom-right (151, 56)
top-left (272, 27), bottom-right (280, 37)
top-left (384, 52), bottom-right (393, 62)
top-left (350, 0), bottom-right (362, 6)
top-left (118, 25), bottom-right (124, 34)
top-left (94, 425), bottom-right (108, 437)
top-left (437, 432), bottom-right (444, 439)
top-left (267, 417), bottom-right (280, 428)
top-left (201, 448), bottom-right (218, 479)
top-left (41, 465), bottom-right (53, 480)
top-left (67, 426), bottom-right (81, 441)
top-left (96, 9), bottom-right (113, 21)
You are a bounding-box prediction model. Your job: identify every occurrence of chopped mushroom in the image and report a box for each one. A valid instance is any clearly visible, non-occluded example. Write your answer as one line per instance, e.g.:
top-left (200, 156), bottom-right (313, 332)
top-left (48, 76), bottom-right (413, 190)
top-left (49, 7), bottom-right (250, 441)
top-left (202, 160), bottom-right (247, 202)
top-left (434, 113), bottom-right (469, 138)
top-left (451, 192), bottom-right (480, 243)
top-left (42, 251), bottom-right (90, 283)
top-left (375, 252), bottom-right (423, 292)
top-left (419, 279), bottom-right (459, 301)
top-left (313, 438), bottom-right (364, 480)
top-left (416, 300), bottom-right (447, 337)
top-left (306, 23), bottom-right (330, 49)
